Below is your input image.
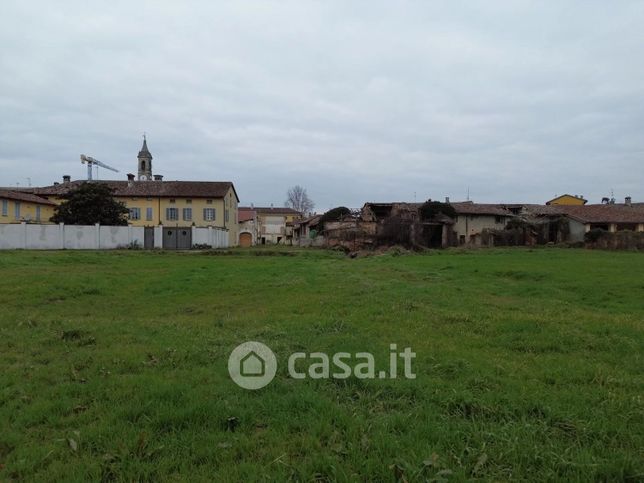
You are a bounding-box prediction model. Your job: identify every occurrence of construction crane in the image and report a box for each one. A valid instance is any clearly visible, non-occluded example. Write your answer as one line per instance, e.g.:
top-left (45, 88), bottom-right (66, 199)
top-left (80, 154), bottom-right (119, 180)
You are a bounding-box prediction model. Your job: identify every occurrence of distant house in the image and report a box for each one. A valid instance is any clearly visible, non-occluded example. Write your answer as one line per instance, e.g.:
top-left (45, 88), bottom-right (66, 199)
top-left (498, 199), bottom-right (644, 244)
top-left (451, 202), bottom-right (513, 246)
top-left (546, 194), bottom-right (588, 206)
top-left (238, 207), bottom-right (257, 247)
top-left (361, 202), bottom-right (453, 248)
top-left (245, 206), bottom-right (300, 245)
top-left (545, 204), bottom-right (644, 241)
top-left (0, 190), bottom-right (56, 224)
top-left (293, 214), bottom-right (322, 246)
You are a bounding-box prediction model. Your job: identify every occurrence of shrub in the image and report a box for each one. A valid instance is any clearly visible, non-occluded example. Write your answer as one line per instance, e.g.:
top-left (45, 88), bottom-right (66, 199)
top-left (585, 228), bottom-right (606, 243)
top-left (419, 200), bottom-right (456, 220)
top-left (117, 241), bottom-right (142, 250)
top-left (51, 183), bottom-right (129, 225)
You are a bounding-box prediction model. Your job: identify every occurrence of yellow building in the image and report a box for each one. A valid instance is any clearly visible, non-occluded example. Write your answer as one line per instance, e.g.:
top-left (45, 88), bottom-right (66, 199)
top-left (30, 179), bottom-right (238, 246)
top-left (0, 190), bottom-right (56, 224)
top-left (23, 139), bottom-right (240, 246)
top-left (546, 194), bottom-right (588, 206)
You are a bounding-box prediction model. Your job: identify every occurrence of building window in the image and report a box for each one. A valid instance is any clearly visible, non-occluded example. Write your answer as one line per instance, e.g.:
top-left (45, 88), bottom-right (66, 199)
top-left (203, 208), bottom-right (215, 221)
top-left (36, 206), bottom-right (41, 221)
top-left (14, 202), bottom-right (20, 219)
top-left (166, 207), bottom-right (178, 221)
top-left (495, 216), bottom-right (503, 223)
top-left (129, 207), bottom-right (141, 220)
top-left (206, 199), bottom-right (213, 204)
top-left (146, 207), bottom-right (153, 221)
top-left (1, 199), bottom-right (7, 216)
top-left (183, 208), bottom-right (192, 221)
top-left (169, 199), bottom-right (176, 204)
top-left (225, 209), bottom-right (229, 222)
top-left (186, 199), bottom-right (192, 204)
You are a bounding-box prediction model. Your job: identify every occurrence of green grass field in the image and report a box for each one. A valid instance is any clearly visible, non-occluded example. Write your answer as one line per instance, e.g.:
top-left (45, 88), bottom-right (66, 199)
top-left (0, 248), bottom-right (642, 481)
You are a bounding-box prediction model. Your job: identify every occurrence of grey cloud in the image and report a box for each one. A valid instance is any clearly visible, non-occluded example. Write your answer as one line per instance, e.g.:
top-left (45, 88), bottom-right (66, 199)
top-left (1, 0), bottom-right (643, 207)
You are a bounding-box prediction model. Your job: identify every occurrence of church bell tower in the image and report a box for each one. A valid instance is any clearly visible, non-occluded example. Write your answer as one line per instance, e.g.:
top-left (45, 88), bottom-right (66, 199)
top-left (137, 134), bottom-right (153, 181)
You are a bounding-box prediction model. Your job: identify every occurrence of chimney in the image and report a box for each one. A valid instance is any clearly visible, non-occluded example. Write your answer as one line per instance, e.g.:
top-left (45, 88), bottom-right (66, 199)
top-left (154, 174), bottom-right (163, 181)
top-left (127, 173), bottom-right (135, 187)
top-left (53, 182), bottom-right (60, 186)
top-left (625, 196), bottom-right (632, 206)
top-left (62, 175), bottom-right (71, 184)
top-left (445, 196), bottom-right (450, 203)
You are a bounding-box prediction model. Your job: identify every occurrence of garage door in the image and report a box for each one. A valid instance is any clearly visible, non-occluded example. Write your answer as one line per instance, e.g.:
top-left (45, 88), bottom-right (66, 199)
top-left (239, 232), bottom-right (252, 247)
top-left (163, 228), bottom-right (192, 249)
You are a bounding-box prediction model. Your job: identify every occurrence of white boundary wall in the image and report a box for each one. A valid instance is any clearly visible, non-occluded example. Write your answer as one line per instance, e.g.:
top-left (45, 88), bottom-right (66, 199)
top-left (192, 226), bottom-right (229, 248)
top-left (0, 223), bottom-right (144, 250)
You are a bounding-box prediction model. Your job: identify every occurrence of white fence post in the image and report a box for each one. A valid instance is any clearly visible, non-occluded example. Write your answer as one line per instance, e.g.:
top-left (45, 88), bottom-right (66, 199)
top-left (59, 223), bottom-right (65, 249)
top-left (21, 222), bottom-right (27, 249)
top-left (95, 223), bottom-right (100, 249)
top-left (154, 225), bottom-right (163, 249)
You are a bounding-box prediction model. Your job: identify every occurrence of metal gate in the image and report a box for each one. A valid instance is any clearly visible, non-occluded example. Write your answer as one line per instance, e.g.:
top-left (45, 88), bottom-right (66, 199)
top-left (162, 227), bottom-right (192, 249)
top-left (144, 227), bottom-right (154, 249)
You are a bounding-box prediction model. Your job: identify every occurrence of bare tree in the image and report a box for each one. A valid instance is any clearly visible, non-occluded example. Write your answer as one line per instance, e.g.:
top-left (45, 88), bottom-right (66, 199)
top-left (285, 185), bottom-right (315, 215)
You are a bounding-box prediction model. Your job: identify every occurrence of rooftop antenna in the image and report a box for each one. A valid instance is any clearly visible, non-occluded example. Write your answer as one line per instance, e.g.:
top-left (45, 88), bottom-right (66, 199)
top-left (25, 177), bottom-right (31, 187)
top-left (466, 186), bottom-right (470, 201)
top-left (413, 191), bottom-right (416, 203)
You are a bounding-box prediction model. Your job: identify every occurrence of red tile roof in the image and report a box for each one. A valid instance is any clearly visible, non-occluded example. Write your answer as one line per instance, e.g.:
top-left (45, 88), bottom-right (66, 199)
top-left (451, 202), bottom-right (513, 216)
top-left (293, 214), bottom-right (321, 227)
top-left (520, 203), bottom-right (644, 223)
top-left (238, 208), bottom-right (256, 223)
top-left (0, 190), bottom-right (56, 205)
top-left (27, 180), bottom-right (239, 201)
top-left (549, 204), bottom-right (644, 224)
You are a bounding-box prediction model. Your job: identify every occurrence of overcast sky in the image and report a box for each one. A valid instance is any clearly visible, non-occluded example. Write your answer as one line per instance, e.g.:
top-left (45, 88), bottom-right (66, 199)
top-left (1, 1), bottom-right (643, 209)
